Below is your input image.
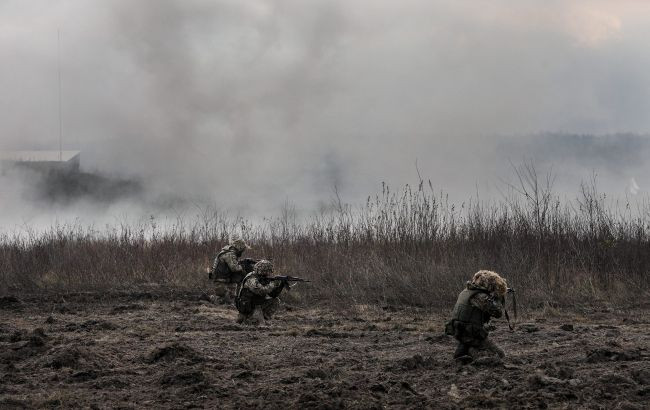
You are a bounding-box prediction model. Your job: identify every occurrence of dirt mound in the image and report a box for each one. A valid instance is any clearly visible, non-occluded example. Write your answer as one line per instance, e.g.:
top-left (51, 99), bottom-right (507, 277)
top-left (160, 369), bottom-right (206, 386)
top-left (145, 343), bottom-right (202, 364)
top-left (0, 397), bottom-right (30, 410)
top-left (538, 362), bottom-right (576, 379)
top-left (68, 370), bottom-right (99, 383)
top-left (0, 296), bottom-right (23, 310)
top-left (528, 371), bottom-right (581, 389)
top-left (460, 394), bottom-right (508, 408)
top-left (214, 324), bottom-right (246, 331)
top-left (304, 328), bottom-right (349, 338)
top-left (92, 377), bottom-right (130, 390)
top-left (586, 348), bottom-right (641, 363)
top-left (64, 319), bottom-right (117, 332)
top-left (232, 370), bottom-right (257, 380)
top-left (519, 323), bottom-right (540, 333)
top-left (631, 369), bottom-right (650, 385)
top-left (0, 328), bottom-right (49, 364)
top-left (43, 346), bottom-right (108, 370)
top-left (399, 354), bottom-right (436, 370)
top-left (110, 304), bottom-right (146, 314)
top-left (295, 392), bottom-right (344, 410)
top-left (304, 368), bottom-right (331, 379)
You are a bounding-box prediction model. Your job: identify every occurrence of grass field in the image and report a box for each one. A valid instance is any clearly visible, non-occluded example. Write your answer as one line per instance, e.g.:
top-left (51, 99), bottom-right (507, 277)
top-left (1, 172), bottom-right (649, 308)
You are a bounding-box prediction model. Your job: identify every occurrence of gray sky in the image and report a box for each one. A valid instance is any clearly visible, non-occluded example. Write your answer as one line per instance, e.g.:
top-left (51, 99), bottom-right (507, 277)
top-left (1, 0), bottom-right (650, 223)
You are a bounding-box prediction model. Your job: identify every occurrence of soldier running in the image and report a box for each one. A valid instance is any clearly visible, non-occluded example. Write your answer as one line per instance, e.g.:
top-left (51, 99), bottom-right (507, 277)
top-left (445, 270), bottom-right (508, 362)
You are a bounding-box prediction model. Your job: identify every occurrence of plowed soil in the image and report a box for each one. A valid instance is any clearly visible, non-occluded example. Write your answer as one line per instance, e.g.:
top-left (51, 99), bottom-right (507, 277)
top-left (1, 292), bottom-right (648, 409)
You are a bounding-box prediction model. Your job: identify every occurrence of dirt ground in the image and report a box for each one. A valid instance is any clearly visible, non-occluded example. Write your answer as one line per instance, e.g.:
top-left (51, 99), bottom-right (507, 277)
top-left (1, 292), bottom-right (648, 409)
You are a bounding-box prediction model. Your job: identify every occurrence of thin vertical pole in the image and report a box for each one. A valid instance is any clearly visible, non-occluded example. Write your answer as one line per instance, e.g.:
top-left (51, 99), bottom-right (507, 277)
top-left (58, 29), bottom-right (62, 161)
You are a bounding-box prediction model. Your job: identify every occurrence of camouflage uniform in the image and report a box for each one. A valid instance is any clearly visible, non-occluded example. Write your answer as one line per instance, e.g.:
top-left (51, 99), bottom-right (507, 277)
top-left (235, 260), bottom-right (284, 324)
top-left (210, 239), bottom-right (249, 304)
top-left (445, 270), bottom-right (507, 360)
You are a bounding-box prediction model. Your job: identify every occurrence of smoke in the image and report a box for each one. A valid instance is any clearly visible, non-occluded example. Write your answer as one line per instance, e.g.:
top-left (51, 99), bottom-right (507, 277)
top-left (1, 0), bottom-right (650, 229)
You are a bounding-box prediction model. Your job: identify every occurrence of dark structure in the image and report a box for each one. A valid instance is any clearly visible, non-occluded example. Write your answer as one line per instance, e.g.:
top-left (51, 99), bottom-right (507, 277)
top-left (0, 150), bottom-right (81, 174)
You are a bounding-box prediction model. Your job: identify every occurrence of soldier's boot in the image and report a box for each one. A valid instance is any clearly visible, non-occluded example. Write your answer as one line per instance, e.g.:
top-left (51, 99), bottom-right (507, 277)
top-left (236, 309), bottom-right (262, 325)
top-left (453, 343), bottom-right (470, 359)
top-left (453, 343), bottom-right (473, 364)
top-left (261, 298), bottom-right (280, 321)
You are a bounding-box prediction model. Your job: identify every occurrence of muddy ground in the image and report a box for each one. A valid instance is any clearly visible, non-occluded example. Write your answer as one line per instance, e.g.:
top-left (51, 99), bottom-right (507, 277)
top-left (1, 292), bottom-right (648, 409)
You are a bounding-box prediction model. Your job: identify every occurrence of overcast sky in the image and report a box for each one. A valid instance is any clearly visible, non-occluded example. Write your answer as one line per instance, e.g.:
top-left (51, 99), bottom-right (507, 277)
top-left (1, 0), bottom-right (650, 222)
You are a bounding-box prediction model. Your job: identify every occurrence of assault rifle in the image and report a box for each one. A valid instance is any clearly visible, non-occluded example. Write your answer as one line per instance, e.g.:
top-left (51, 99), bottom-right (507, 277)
top-left (239, 258), bottom-right (260, 274)
top-left (268, 275), bottom-right (310, 290)
top-left (483, 285), bottom-right (517, 331)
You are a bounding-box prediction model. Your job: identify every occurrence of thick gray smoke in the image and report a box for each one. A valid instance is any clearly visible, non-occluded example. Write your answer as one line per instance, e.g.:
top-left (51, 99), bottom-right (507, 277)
top-left (1, 1), bottom-right (650, 230)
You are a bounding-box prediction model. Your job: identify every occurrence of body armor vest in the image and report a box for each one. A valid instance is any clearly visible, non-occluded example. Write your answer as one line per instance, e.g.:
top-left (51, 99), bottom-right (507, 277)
top-left (235, 272), bottom-right (266, 314)
top-left (212, 246), bottom-right (243, 283)
top-left (451, 288), bottom-right (489, 327)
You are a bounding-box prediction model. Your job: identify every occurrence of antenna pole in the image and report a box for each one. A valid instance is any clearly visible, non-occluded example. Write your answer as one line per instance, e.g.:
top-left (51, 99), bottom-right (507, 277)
top-left (57, 29), bottom-right (62, 161)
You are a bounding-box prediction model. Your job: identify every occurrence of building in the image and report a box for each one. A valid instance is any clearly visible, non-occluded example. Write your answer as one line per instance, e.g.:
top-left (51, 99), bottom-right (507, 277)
top-left (0, 150), bottom-right (81, 174)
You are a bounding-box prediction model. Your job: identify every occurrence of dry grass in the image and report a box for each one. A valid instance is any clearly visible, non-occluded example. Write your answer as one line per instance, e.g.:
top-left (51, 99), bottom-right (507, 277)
top-left (1, 167), bottom-right (649, 308)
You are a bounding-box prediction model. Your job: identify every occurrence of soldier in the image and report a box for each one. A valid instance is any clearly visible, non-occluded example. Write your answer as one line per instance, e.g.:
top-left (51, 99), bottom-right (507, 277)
top-left (209, 238), bottom-right (250, 304)
top-left (445, 270), bottom-right (507, 362)
top-left (235, 260), bottom-right (285, 324)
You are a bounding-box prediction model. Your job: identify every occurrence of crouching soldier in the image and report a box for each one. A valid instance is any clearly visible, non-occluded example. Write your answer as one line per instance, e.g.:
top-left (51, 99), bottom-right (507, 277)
top-left (235, 260), bottom-right (285, 324)
top-left (445, 270), bottom-right (507, 362)
top-left (209, 238), bottom-right (250, 304)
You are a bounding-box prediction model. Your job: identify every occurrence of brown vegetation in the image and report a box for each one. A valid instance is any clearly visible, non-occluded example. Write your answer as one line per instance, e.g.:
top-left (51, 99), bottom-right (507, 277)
top-left (1, 166), bottom-right (649, 308)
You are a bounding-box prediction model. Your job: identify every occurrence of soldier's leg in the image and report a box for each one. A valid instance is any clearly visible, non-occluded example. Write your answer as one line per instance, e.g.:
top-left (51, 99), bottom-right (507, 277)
top-left (236, 296), bottom-right (256, 324)
top-left (466, 337), bottom-right (485, 358)
top-left (236, 312), bottom-right (251, 324)
top-left (479, 337), bottom-right (505, 358)
top-left (226, 283), bottom-right (238, 304)
top-left (469, 337), bottom-right (505, 358)
top-left (236, 304), bottom-right (259, 324)
top-left (214, 281), bottom-right (228, 297)
top-left (261, 298), bottom-right (280, 321)
top-left (209, 281), bottom-right (225, 304)
top-left (212, 281), bottom-right (236, 305)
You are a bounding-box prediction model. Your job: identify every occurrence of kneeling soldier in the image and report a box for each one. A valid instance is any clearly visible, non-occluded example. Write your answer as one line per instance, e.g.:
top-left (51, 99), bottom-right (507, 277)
top-left (445, 270), bottom-right (507, 361)
top-left (235, 260), bottom-right (284, 324)
top-left (209, 238), bottom-right (250, 304)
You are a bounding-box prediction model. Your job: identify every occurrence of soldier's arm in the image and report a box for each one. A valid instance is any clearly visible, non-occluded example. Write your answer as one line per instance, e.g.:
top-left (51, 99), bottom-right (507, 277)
top-left (246, 277), bottom-right (280, 296)
top-left (470, 293), bottom-right (503, 318)
top-left (222, 252), bottom-right (243, 272)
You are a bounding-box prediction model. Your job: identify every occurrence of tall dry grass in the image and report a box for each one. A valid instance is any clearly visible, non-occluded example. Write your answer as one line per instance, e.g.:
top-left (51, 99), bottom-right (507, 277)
top-left (1, 165), bottom-right (649, 308)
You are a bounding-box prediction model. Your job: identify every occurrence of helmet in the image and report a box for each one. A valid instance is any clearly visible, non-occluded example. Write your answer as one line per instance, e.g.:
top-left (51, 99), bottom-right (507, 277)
top-left (254, 259), bottom-right (273, 276)
top-left (471, 270), bottom-right (507, 297)
top-left (230, 238), bottom-right (250, 252)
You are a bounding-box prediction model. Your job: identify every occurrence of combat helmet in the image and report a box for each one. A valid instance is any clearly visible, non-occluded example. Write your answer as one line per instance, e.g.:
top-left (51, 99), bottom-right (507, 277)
top-left (471, 270), bottom-right (507, 297)
top-left (254, 259), bottom-right (274, 276)
top-left (230, 238), bottom-right (250, 252)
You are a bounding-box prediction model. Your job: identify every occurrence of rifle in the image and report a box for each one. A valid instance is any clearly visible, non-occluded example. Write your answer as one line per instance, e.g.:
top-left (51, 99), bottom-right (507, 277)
top-left (504, 287), bottom-right (517, 331)
top-left (239, 258), bottom-right (260, 274)
top-left (267, 275), bottom-right (310, 290)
